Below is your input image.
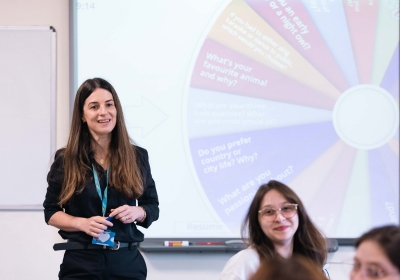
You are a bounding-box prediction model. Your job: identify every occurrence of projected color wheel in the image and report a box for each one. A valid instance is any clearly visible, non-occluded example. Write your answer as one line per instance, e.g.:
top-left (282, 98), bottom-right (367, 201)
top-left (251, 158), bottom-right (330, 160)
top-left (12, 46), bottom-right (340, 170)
top-left (185, 0), bottom-right (399, 237)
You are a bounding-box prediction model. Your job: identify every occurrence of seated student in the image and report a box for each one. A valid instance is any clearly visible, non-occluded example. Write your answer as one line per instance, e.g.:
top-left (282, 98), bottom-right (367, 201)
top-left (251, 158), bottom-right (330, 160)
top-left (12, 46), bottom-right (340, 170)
top-left (250, 255), bottom-right (327, 280)
top-left (351, 225), bottom-right (400, 280)
top-left (219, 180), bottom-right (328, 280)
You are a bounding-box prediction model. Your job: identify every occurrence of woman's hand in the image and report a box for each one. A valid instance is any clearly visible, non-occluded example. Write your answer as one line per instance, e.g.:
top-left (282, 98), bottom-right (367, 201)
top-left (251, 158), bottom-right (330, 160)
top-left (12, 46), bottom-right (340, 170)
top-left (79, 216), bottom-right (114, 237)
top-left (48, 211), bottom-right (113, 237)
top-left (110, 205), bottom-right (145, 224)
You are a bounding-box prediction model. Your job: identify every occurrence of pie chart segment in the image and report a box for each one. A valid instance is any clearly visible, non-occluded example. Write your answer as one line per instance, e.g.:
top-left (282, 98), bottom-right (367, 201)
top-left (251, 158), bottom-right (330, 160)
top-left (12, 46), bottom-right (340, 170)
top-left (188, 122), bottom-right (339, 232)
top-left (388, 138), bottom-right (399, 156)
top-left (375, 144), bottom-right (400, 195)
top-left (343, 1), bottom-right (378, 84)
top-left (390, 83), bottom-right (399, 100)
top-left (290, 140), bottom-right (348, 205)
top-left (207, 0), bottom-right (341, 99)
top-left (307, 145), bottom-right (358, 235)
top-left (371, 2), bottom-right (400, 85)
top-left (380, 43), bottom-right (399, 95)
top-left (336, 150), bottom-right (371, 237)
top-left (187, 87), bottom-right (333, 139)
top-left (190, 38), bottom-right (336, 110)
top-left (244, 0), bottom-right (349, 92)
top-left (300, 0), bottom-right (359, 87)
top-left (369, 148), bottom-right (399, 226)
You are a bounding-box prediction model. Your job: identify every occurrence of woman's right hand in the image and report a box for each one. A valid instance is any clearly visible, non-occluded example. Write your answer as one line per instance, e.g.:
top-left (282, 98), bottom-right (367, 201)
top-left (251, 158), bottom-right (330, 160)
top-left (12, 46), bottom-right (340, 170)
top-left (48, 212), bottom-right (113, 237)
top-left (80, 216), bottom-right (114, 237)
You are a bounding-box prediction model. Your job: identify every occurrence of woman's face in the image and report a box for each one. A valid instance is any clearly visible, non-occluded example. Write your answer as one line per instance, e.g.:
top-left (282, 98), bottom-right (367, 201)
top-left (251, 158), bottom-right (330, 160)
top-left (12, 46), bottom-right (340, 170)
top-left (351, 240), bottom-right (400, 280)
top-left (82, 88), bottom-right (117, 140)
top-left (258, 189), bottom-right (299, 247)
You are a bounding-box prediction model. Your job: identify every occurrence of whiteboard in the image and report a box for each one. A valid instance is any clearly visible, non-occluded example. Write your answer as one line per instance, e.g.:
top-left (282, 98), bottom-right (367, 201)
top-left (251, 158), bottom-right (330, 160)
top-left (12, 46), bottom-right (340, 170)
top-left (71, 0), bottom-right (400, 240)
top-left (0, 26), bottom-right (56, 209)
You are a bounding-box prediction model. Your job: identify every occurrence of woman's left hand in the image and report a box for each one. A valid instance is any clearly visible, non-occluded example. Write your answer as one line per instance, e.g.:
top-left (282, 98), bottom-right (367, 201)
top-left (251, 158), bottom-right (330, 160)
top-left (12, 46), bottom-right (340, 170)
top-left (110, 205), bottom-right (144, 224)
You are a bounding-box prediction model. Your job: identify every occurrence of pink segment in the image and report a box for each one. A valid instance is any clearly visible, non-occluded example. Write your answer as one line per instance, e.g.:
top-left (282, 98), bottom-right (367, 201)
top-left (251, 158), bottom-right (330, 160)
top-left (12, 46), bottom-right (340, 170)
top-left (343, 0), bottom-right (378, 84)
top-left (190, 39), bottom-right (336, 110)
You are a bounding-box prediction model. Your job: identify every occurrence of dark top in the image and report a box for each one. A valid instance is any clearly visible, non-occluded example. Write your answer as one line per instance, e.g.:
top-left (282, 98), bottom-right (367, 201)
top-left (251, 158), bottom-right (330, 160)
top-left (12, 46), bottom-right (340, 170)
top-left (43, 146), bottom-right (159, 243)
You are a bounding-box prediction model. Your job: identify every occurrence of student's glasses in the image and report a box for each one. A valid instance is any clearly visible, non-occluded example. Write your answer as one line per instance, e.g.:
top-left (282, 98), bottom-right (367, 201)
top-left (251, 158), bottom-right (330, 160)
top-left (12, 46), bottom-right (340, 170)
top-left (258, 204), bottom-right (298, 221)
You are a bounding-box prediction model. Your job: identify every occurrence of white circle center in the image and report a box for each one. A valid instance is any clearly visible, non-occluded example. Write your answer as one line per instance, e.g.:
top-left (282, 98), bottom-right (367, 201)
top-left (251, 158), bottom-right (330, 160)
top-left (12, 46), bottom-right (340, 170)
top-left (332, 85), bottom-right (399, 150)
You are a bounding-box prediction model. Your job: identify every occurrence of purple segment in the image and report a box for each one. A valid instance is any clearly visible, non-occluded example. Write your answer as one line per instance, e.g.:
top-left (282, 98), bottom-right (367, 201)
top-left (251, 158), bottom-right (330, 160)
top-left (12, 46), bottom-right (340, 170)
top-left (244, 0), bottom-right (349, 92)
top-left (369, 149), bottom-right (399, 226)
top-left (377, 144), bottom-right (400, 196)
top-left (301, 0), bottom-right (358, 86)
top-left (395, 128), bottom-right (400, 140)
top-left (189, 122), bottom-right (338, 231)
top-left (380, 44), bottom-right (399, 92)
top-left (388, 79), bottom-right (399, 99)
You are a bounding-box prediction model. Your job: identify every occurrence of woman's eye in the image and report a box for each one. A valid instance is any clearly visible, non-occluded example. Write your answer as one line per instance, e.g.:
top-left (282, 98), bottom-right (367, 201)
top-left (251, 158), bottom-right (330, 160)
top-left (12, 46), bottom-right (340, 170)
top-left (264, 209), bottom-right (275, 215)
top-left (367, 265), bottom-right (385, 278)
top-left (352, 262), bottom-right (361, 271)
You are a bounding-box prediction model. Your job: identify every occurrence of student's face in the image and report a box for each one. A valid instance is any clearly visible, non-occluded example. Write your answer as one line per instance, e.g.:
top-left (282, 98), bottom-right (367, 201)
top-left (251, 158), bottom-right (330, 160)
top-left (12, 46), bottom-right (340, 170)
top-left (351, 240), bottom-right (400, 280)
top-left (82, 88), bottom-right (117, 140)
top-left (258, 189), bottom-right (299, 248)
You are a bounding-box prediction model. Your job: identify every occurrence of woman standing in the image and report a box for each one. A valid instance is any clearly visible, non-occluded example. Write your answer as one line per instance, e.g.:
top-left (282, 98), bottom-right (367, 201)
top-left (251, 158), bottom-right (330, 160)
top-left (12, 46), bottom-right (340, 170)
top-left (44, 78), bottom-right (159, 279)
top-left (219, 180), bottom-right (327, 280)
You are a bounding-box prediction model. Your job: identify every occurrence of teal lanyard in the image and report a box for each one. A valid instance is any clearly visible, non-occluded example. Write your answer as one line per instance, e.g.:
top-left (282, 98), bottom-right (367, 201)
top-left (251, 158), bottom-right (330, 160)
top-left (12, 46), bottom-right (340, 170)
top-left (92, 164), bottom-right (109, 217)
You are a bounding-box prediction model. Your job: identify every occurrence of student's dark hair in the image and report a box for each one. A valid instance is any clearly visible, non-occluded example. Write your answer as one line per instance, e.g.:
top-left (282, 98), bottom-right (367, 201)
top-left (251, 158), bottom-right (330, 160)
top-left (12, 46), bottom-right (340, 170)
top-left (250, 254), bottom-right (327, 280)
top-left (355, 225), bottom-right (400, 271)
top-left (242, 180), bottom-right (327, 268)
top-left (58, 78), bottom-right (143, 205)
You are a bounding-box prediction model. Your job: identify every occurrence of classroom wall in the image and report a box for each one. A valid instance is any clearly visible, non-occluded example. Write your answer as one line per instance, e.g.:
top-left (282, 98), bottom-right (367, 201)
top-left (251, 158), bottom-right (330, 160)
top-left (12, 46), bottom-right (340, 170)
top-left (0, 1), bottom-right (355, 279)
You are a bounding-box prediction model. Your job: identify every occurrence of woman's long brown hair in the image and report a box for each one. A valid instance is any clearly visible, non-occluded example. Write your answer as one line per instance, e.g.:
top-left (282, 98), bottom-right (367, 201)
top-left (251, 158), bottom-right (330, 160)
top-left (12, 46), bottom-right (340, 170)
top-left (58, 78), bottom-right (143, 206)
top-left (242, 180), bottom-right (327, 268)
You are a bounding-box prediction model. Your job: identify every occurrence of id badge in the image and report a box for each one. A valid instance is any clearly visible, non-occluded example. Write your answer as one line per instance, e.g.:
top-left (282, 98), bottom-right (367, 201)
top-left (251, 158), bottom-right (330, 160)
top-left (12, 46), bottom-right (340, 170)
top-left (92, 230), bottom-right (116, 247)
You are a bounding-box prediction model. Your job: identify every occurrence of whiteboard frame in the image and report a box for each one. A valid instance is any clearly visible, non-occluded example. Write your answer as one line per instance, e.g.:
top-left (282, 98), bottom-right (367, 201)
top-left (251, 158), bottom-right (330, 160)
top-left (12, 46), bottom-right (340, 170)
top-left (0, 26), bottom-right (56, 210)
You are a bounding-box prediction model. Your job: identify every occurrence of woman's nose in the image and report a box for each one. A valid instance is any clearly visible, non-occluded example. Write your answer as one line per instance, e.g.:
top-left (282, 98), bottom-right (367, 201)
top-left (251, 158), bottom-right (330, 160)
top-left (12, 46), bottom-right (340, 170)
top-left (273, 210), bottom-right (285, 221)
top-left (350, 270), bottom-right (364, 280)
top-left (99, 105), bottom-right (107, 115)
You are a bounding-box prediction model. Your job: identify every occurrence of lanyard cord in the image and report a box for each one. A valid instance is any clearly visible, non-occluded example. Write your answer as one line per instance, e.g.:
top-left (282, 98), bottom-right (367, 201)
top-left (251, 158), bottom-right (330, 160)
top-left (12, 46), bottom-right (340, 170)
top-left (92, 164), bottom-right (109, 217)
